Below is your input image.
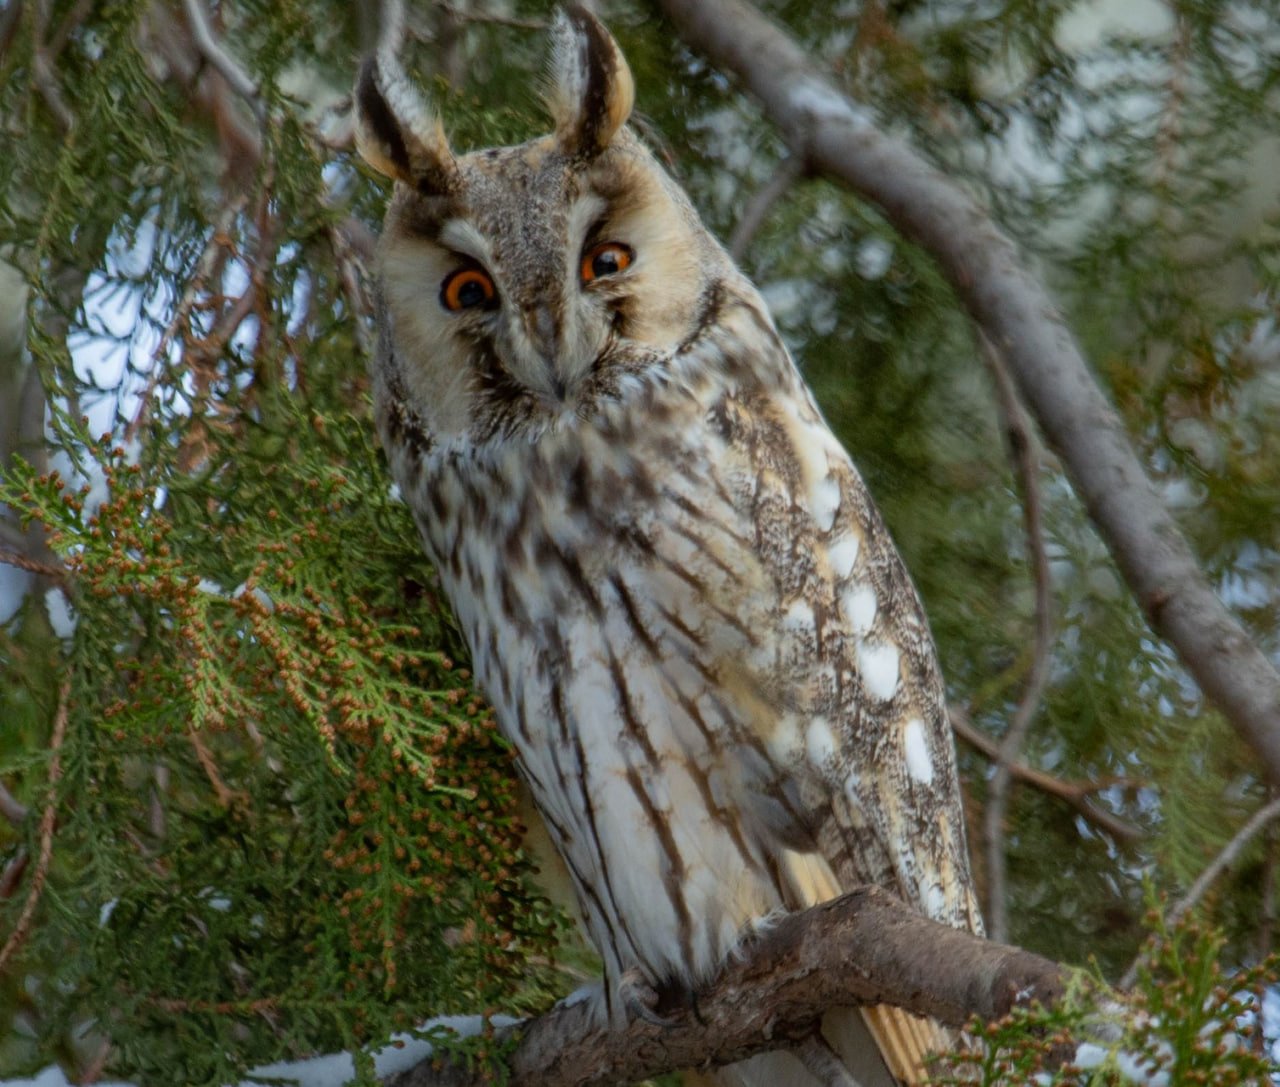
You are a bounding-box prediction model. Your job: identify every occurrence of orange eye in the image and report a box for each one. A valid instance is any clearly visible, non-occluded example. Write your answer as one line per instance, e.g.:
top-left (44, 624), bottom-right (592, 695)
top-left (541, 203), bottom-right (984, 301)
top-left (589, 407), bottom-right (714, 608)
top-left (581, 241), bottom-right (633, 284)
top-left (441, 267), bottom-right (497, 312)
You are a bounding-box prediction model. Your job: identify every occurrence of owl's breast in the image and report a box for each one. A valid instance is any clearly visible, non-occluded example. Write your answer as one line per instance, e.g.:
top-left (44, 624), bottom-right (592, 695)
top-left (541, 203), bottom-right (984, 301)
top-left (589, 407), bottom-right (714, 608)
top-left (396, 390), bottom-right (809, 984)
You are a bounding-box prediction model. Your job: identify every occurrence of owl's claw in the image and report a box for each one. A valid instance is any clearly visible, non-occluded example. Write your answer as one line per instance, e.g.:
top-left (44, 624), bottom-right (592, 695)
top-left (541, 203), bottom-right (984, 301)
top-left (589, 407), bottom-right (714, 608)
top-left (618, 968), bottom-right (678, 1028)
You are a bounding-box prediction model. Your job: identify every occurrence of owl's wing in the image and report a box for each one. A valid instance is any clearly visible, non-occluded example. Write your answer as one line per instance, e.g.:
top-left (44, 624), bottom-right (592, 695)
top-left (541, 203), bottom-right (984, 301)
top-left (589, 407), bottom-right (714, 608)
top-left (609, 363), bottom-right (981, 1084)
top-left (634, 366), bottom-right (983, 937)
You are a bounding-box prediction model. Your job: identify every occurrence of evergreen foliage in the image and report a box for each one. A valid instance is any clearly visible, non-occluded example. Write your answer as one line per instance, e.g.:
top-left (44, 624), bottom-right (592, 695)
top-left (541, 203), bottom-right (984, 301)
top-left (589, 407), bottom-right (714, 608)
top-left (0, 0), bottom-right (1277, 1083)
top-left (936, 906), bottom-right (1278, 1086)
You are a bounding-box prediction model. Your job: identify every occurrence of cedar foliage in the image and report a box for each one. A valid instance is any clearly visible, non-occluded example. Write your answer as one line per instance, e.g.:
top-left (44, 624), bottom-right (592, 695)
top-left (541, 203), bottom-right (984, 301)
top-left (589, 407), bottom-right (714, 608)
top-left (0, 0), bottom-right (1278, 1083)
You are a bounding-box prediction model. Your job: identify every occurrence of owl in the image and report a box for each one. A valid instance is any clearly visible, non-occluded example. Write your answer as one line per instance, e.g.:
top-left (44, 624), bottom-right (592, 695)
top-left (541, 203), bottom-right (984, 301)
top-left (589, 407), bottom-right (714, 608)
top-left (354, 8), bottom-right (983, 1086)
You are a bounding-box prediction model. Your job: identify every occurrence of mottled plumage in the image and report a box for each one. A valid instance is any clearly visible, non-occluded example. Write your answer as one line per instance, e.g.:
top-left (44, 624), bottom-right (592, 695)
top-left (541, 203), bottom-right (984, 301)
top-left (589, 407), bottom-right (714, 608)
top-left (356, 10), bottom-right (982, 1085)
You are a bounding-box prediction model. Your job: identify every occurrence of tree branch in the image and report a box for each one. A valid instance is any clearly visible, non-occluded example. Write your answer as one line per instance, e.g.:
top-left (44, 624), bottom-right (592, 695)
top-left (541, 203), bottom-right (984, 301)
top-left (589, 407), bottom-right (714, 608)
top-left (30, 0), bottom-right (74, 132)
top-left (0, 779), bottom-right (28, 827)
top-left (653, 0), bottom-right (1280, 787)
top-left (0, 677), bottom-right (70, 975)
top-left (950, 706), bottom-right (1143, 844)
top-left (728, 153), bottom-right (806, 261)
top-left (0, 546), bottom-right (67, 583)
top-left (385, 886), bottom-right (1066, 1087)
top-left (179, 0), bottom-right (263, 121)
top-left (432, 3), bottom-right (547, 32)
top-left (981, 335), bottom-right (1056, 942)
top-left (378, 0), bottom-right (406, 55)
top-left (1118, 793), bottom-right (1280, 989)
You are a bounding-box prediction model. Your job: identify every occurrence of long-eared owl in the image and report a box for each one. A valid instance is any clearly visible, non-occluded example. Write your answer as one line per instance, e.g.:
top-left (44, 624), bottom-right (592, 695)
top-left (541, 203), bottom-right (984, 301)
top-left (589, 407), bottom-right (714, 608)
top-left (354, 8), bottom-right (982, 1085)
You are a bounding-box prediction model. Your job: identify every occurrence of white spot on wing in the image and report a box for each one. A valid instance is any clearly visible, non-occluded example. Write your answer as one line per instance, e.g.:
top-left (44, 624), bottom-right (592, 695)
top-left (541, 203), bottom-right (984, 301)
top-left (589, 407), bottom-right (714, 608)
top-left (924, 883), bottom-right (947, 919)
top-left (903, 718), bottom-right (934, 785)
top-left (806, 716), bottom-right (836, 770)
top-left (843, 768), bottom-right (861, 800)
top-left (809, 474), bottom-right (841, 532)
top-left (827, 534), bottom-right (860, 579)
top-left (842, 583), bottom-right (877, 635)
top-left (781, 598), bottom-right (815, 635)
top-left (766, 715), bottom-right (804, 763)
top-left (857, 642), bottom-right (900, 701)
top-left (780, 401), bottom-right (842, 533)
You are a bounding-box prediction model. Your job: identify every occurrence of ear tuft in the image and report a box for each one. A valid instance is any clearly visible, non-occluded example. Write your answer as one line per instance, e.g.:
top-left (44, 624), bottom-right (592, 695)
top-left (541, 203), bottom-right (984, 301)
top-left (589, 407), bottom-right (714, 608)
top-left (354, 52), bottom-right (457, 194)
top-left (547, 5), bottom-right (635, 159)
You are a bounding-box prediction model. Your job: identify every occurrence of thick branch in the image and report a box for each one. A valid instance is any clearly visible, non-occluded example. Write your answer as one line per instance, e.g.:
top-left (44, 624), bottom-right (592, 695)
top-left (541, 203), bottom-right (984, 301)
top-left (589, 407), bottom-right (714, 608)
top-left (654, 0), bottom-right (1280, 786)
top-left (387, 887), bottom-right (1066, 1087)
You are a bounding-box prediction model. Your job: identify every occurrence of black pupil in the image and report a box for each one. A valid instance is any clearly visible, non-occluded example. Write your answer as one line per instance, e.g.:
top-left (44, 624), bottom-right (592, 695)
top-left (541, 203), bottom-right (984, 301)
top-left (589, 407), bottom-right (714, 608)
top-left (457, 277), bottom-right (488, 307)
top-left (592, 248), bottom-right (622, 277)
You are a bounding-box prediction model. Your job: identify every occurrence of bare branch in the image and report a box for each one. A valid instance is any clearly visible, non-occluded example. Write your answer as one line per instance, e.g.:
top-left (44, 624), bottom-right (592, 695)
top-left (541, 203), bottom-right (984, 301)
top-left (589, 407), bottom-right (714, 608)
top-left (0, 850), bottom-right (29, 899)
top-left (653, 0), bottom-right (1280, 787)
top-left (144, 4), bottom-right (262, 166)
top-left (386, 886), bottom-right (1066, 1087)
top-left (950, 706), bottom-right (1143, 844)
top-left (125, 197), bottom-right (245, 445)
top-left (1118, 793), bottom-right (1280, 989)
top-left (1165, 794), bottom-right (1280, 924)
top-left (379, 0), bottom-right (407, 55)
top-left (30, 0), bottom-right (74, 131)
top-left (728, 154), bottom-right (806, 262)
top-left (0, 1), bottom-right (24, 61)
top-left (179, 0), bottom-right (263, 121)
top-left (46, 0), bottom-right (94, 61)
top-left (433, 2), bottom-right (547, 32)
top-left (0, 547), bottom-right (67, 583)
top-left (0, 677), bottom-right (70, 974)
top-left (1256, 795), bottom-right (1277, 1057)
top-left (1152, 9), bottom-right (1191, 190)
top-left (981, 335), bottom-right (1056, 942)
top-left (0, 780), bottom-right (28, 827)
top-left (330, 222), bottom-right (377, 356)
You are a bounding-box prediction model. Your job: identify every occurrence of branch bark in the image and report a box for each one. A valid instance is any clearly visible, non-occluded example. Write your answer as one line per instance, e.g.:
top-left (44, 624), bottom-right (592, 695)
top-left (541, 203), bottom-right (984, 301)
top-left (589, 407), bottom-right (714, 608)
top-left (386, 886), bottom-right (1066, 1087)
top-left (653, 0), bottom-right (1280, 787)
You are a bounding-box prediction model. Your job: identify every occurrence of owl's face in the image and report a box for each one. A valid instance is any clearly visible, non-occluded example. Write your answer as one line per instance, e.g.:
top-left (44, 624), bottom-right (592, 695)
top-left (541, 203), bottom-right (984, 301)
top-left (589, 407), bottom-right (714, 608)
top-left (356, 9), bottom-right (731, 440)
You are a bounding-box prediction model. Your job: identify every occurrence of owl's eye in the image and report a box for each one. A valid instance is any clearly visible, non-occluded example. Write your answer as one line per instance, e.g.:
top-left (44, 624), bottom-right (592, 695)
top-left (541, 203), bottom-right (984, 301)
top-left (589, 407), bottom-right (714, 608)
top-left (441, 267), bottom-right (497, 312)
top-left (580, 241), bottom-right (633, 284)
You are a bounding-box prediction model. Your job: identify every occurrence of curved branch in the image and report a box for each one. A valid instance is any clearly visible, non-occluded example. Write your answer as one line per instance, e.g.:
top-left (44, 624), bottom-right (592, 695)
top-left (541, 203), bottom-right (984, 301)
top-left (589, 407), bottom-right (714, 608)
top-left (179, 0), bottom-right (262, 120)
top-left (950, 706), bottom-right (1143, 845)
top-left (386, 886), bottom-right (1066, 1087)
top-left (981, 335), bottom-right (1056, 942)
top-left (653, 0), bottom-right (1280, 787)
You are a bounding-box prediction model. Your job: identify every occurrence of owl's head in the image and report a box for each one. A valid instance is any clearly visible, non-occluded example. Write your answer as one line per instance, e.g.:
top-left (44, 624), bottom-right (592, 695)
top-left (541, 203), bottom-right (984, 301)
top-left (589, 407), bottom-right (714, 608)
top-left (355, 6), bottom-right (735, 439)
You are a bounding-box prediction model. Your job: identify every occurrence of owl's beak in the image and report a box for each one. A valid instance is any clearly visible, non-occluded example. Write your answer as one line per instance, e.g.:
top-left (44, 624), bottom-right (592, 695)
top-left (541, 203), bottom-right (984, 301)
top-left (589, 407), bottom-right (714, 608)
top-left (530, 306), bottom-right (558, 354)
top-left (525, 306), bottom-right (568, 401)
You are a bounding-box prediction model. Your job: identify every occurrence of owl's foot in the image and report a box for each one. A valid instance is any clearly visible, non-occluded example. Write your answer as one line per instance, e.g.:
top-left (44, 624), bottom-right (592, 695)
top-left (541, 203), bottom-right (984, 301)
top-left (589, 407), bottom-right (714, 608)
top-left (557, 979), bottom-right (611, 1029)
top-left (618, 968), bottom-right (678, 1028)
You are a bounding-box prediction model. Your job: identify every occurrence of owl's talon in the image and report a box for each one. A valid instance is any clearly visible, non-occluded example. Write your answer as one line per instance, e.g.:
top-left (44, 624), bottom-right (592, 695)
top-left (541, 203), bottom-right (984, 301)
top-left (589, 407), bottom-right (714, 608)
top-left (618, 969), bottom-right (677, 1028)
